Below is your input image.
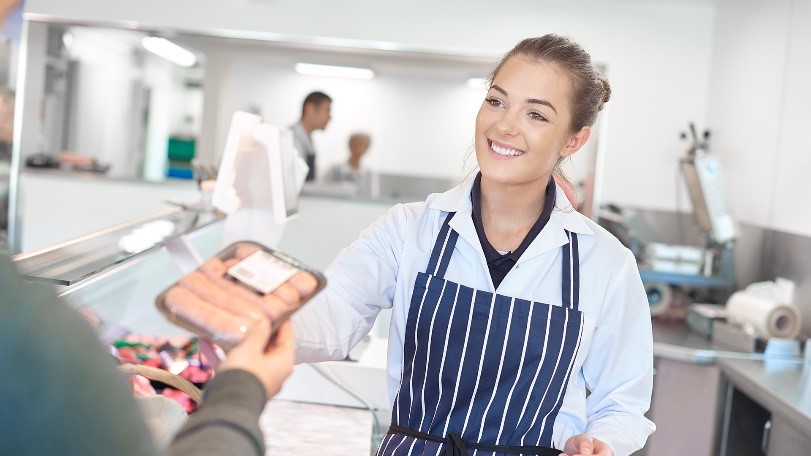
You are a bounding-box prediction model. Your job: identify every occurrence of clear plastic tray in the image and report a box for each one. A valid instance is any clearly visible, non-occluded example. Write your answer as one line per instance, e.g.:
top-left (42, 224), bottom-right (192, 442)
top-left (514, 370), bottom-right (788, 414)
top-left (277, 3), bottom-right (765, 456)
top-left (155, 241), bottom-right (326, 350)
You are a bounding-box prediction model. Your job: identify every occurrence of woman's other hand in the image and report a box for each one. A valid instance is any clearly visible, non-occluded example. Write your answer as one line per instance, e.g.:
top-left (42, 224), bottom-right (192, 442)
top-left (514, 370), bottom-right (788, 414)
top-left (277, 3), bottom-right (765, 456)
top-left (560, 434), bottom-right (614, 456)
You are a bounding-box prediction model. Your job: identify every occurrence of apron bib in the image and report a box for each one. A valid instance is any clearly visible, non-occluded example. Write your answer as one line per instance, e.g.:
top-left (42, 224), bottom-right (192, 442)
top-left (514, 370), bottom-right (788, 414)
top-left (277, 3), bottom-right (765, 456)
top-left (378, 213), bottom-right (584, 456)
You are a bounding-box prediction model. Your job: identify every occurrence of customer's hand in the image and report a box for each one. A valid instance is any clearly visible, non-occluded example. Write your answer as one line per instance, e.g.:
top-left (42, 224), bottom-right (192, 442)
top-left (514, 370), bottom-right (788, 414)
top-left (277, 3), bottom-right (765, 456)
top-left (219, 318), bottom-right (295, 399)
top-left (560, 434), bottom-right (613, 456)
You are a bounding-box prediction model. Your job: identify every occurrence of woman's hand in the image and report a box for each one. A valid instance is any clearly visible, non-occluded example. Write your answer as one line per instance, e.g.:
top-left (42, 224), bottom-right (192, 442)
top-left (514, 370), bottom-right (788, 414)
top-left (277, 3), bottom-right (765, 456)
top-left (560, 434), bottom-right (614, 456)
top-left (219, 318), bottom-right (296, 399)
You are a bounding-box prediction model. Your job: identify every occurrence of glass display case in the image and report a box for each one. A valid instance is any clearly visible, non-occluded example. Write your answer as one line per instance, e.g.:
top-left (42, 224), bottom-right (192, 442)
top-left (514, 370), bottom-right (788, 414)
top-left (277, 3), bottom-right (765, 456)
top-left (13, 207), bottom-right (221, 286)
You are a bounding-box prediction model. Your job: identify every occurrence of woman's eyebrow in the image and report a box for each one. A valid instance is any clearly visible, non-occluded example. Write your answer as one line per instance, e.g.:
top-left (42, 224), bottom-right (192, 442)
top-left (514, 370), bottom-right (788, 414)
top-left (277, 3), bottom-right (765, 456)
top-left (491, 84), bottom-right (509, 97)
top-left (489, 85), bottom-right (557, 114)
top-left (527, 98), bottom-right (557, 114)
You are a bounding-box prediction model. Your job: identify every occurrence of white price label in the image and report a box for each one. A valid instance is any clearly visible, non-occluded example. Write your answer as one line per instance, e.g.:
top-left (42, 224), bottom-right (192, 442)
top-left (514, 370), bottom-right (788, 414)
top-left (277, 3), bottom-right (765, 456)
top-left (226, 250), bottom-right (298, 294)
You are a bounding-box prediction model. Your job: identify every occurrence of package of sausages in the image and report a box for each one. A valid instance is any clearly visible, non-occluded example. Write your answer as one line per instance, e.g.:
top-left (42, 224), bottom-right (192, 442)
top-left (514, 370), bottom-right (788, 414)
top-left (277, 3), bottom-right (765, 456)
top-left (155, 241), bottom-right (326, 351)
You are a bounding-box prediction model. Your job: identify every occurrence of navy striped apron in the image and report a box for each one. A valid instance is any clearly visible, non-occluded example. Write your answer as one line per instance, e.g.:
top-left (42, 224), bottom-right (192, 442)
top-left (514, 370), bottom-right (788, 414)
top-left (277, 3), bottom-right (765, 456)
top-left (378, 212), bottom-right (584, 456)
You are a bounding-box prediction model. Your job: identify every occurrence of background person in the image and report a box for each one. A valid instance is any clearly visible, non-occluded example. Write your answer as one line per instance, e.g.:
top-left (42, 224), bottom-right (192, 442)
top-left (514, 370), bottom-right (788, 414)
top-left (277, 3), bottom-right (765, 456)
top-left (290, 91), bottom-right (332, 181)
top-left (325, 131), bottom-right (372, 183)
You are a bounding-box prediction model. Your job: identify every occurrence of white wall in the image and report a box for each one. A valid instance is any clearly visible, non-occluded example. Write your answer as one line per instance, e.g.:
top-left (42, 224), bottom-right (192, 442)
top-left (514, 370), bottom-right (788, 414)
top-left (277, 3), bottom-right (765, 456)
top-left (67, 27), bottom-right (140, 178)
top-left (25, 0), bottom-right (717, 212)
top-left (772, 0), bottom-right (811, 236)
top-left (707, 0), bottom-right (811, 236)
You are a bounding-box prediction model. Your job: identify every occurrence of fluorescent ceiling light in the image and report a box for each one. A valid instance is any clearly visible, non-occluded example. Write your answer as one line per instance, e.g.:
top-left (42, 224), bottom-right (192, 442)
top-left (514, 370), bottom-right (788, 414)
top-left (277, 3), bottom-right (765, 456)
top-left (142, 36), bottom-right (197, 67)
top-left (467, 77), bottom-right (488, 89)
top-left (295, 63), bottom-right (374, 80)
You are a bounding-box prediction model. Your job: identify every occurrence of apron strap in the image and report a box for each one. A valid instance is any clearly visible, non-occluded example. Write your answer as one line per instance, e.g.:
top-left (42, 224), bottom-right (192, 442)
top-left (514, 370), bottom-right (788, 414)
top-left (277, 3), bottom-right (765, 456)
top-left (561, 230), bottom-right (580, 311)
top-left (426, 212), bottom-right (458, 279)
top-left (387, 425), bottom-right (560, 456)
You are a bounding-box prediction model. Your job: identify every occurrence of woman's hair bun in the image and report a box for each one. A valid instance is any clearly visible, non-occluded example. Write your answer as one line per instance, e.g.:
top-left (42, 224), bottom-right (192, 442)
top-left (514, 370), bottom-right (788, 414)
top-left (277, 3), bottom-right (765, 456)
top-left (600, 77), bottom-right (612, 104)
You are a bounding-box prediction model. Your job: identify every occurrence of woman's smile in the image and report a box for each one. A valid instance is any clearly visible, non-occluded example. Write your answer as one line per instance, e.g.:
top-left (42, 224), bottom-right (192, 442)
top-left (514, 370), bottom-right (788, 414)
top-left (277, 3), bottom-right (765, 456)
top-left (489, 139), bottom-right (527, 159)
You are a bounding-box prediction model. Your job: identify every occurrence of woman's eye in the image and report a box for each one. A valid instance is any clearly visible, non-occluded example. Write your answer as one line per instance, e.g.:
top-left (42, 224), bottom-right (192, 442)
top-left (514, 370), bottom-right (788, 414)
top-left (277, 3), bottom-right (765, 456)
top-left (529, 112), bottom-right (548, 122)
top-left (485, 97), bottom-right (503, 108)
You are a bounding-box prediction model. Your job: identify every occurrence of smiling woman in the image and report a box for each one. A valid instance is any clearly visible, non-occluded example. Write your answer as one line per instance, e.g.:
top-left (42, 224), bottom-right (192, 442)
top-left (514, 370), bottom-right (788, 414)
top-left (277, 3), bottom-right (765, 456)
top-left (291, 34), bottom-right (654, 456)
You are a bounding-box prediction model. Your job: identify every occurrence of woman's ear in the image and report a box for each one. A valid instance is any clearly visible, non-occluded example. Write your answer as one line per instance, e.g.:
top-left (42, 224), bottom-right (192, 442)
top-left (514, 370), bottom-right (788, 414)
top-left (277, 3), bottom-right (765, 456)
top-left (560, 126), bottom-right (592, 158)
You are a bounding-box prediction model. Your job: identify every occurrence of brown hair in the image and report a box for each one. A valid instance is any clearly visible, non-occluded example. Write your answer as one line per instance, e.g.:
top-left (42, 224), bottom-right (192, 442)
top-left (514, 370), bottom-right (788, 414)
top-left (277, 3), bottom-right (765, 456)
top-left (301, 91), bottom-right (332, 118)
top-left (487, 34), bottom-right (611, 133)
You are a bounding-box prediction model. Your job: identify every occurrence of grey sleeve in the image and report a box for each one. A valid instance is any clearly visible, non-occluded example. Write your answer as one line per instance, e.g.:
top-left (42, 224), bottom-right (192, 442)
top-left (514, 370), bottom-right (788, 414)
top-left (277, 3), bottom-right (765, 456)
top-left (0, 256), bottom-right (161, 456)
top-left (169, 369), bottom-right (268, 456)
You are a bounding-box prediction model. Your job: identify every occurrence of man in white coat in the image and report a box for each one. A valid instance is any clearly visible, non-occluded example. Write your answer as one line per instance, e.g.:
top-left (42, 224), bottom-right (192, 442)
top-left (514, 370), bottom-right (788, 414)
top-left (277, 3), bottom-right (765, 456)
top-left (290, 91), bottom-right (332, 182)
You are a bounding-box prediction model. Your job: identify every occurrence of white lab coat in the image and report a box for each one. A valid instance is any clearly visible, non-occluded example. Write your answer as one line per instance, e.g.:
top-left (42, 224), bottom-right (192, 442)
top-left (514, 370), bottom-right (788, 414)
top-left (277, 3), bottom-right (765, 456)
top-left (293, 175), bottom-right (656, 455)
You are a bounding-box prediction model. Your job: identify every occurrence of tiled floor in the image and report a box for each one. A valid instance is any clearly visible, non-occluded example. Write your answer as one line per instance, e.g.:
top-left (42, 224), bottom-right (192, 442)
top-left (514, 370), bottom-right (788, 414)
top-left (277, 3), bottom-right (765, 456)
top-left (262, 399), bottom-right (374, 455)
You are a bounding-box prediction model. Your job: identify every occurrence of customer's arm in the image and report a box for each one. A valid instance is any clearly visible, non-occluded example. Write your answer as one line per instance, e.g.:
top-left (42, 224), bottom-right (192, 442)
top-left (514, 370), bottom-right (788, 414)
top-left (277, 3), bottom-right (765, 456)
top-left (169, 319), bottom-right (296, 456)
top-left (0, 256), bottom-right (160, 456)
top-left (1, 254), bottom-right (297, 456)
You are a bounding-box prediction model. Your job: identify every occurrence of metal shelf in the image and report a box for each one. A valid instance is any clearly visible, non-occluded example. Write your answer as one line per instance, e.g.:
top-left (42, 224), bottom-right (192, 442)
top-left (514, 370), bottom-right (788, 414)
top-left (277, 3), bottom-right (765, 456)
top-left (12, 207), bottom-right (222, 286)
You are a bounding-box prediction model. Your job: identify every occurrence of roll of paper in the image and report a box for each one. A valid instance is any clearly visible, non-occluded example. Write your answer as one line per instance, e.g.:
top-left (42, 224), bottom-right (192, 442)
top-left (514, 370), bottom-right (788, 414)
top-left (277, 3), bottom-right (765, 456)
top-left (725, 291), bottom-right (802, 339)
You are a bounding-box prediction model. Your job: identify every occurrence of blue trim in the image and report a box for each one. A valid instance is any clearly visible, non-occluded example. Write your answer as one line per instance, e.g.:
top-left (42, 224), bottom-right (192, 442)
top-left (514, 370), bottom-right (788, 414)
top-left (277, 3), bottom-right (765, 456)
top-left (562, 231), bottom-right (572, 309)
top-left (571, 233), bottom-right (580, 311)
top-left (435, 230), bottom-right (458, 279)
top-left (426, 212), bottom-right (455, 276)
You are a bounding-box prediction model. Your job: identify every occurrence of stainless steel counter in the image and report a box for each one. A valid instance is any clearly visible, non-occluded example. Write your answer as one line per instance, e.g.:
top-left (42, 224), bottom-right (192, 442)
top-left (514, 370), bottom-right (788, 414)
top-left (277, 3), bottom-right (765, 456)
top-left (652, 319), bottom-right (805, 365)
top-left (717, 358), bottom-right (811, 437)
top-left (652, 320), bottom-right (719, 364)
top-left (651, 319), bottom-right (811, 453)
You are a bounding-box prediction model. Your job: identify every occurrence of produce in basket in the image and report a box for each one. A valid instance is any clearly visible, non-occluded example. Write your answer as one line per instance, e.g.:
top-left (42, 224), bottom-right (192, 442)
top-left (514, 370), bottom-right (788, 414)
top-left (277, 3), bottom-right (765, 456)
top-left (114, 336), bottom-right (214, 413)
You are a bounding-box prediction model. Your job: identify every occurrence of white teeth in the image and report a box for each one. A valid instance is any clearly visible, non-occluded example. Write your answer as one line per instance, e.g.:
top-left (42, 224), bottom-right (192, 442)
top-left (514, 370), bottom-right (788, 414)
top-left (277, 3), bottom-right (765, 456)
top-left (491, 142), bottom-right (525, 157)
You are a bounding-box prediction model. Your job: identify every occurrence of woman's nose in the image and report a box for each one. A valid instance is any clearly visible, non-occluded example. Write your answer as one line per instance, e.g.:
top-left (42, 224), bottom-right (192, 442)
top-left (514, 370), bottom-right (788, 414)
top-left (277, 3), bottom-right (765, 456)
top-left (495, 110), bottom-right (519, 135)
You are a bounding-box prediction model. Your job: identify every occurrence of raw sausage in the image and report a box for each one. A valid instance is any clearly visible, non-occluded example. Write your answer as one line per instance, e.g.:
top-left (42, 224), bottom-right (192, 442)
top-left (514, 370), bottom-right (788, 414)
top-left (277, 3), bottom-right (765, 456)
top-left (200, 258), bottom-right (279, 317)
top-left (187, 250), bottom-right (320, 327)
top-left (287, 271), bottom-right (319, 298)
top-left (270, 282), bottom-right (302, 306)
top-left (161, 287), bottom-right (249, 350)
top-left (178, 271), bottom-right (264, 320)
top-left (262, 293), bottom-right (298, 321)
top-left (201, 257), bottom-right (228, 276)
top-left (234, 244), bottom-right (261, 260)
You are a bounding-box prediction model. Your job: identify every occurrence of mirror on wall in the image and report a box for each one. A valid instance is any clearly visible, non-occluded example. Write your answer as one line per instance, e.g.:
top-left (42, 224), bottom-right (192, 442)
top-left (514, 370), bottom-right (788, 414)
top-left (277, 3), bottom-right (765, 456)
top-left (22, 22), bottom-right (205, 181)
top-left (8, 17), bottom-right (607, 254)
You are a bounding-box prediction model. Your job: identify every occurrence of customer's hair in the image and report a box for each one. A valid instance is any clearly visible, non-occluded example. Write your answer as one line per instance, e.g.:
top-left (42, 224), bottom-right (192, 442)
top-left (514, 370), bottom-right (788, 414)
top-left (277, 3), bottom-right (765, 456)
top-left (487, 34), bottom-right (611, 132)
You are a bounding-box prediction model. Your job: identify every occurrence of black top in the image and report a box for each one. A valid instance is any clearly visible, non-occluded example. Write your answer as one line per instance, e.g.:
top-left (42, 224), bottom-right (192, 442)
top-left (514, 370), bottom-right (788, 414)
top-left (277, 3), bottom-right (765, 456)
top-left (471, 173), bottom-right (557, 289)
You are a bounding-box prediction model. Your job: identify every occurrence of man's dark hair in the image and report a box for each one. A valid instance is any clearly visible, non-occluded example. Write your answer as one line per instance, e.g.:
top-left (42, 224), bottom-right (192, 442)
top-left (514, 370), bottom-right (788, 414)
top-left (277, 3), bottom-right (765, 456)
top-left (301, 91), bottom-right (332, 117)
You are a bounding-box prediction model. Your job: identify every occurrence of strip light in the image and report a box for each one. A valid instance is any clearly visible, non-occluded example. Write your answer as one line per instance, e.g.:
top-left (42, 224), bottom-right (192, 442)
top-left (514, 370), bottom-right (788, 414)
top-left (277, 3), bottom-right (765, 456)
top-left (142, 36), bottom-right (197, 67)
top-left (295, 63), bottom-right (374, 80)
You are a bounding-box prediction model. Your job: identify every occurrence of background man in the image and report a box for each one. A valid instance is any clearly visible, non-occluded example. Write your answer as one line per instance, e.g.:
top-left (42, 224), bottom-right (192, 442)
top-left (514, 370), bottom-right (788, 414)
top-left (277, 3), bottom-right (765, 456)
top-left (290, 91), bottom-right (332, 181)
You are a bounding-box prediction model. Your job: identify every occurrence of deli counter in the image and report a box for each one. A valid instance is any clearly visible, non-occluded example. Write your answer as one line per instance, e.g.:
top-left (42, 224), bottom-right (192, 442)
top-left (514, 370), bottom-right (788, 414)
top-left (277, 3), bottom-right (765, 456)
top-left (10, 171), bottom-right (811, 456)
top-left (10, 175), bottom-right (397, 453)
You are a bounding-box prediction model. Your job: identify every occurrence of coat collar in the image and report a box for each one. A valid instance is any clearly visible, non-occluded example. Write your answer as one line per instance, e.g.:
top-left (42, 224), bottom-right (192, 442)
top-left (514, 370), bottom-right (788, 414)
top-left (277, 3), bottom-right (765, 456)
top-left (429, 174), bottom-right (594, 261)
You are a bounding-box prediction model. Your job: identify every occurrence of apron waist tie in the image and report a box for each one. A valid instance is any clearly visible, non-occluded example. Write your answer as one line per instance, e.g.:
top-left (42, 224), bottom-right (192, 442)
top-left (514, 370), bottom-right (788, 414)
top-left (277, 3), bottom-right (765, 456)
top-left (387, 424), bottom-right (560, 456)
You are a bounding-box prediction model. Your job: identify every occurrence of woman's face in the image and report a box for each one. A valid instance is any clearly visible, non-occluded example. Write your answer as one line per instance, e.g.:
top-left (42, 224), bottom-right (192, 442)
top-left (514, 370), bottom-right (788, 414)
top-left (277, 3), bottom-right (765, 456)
top-left (475, 56), bottom-right (589, 187)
